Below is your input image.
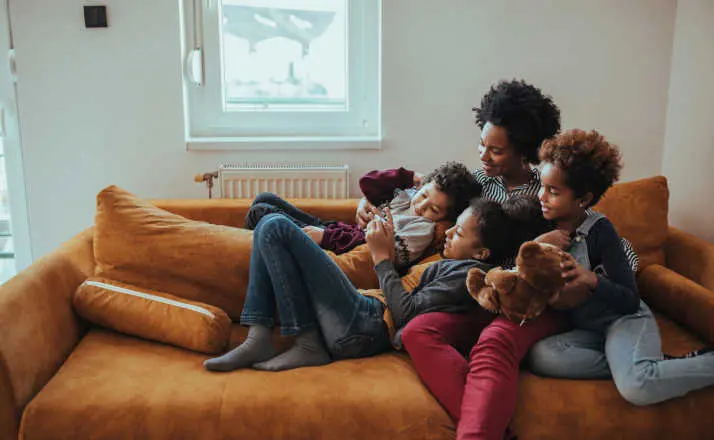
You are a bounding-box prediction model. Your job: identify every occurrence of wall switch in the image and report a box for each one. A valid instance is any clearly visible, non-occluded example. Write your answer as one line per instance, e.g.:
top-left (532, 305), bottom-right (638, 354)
top-left (84, 5), bottom-right (108, 28)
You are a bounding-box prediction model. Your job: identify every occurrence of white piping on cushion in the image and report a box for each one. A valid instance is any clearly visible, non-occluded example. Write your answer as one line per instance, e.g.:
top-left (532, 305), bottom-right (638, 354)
top-left (83, 280), bottom-right (215, 319)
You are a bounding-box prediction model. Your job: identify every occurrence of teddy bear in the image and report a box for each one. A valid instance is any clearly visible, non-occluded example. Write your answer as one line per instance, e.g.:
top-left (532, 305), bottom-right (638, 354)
top-left (466, 241), bottom-right (572, 325)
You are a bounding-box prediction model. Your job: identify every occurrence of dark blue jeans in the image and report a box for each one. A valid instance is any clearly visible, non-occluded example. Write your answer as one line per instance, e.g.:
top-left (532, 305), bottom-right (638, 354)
top-left (240, 213), bottom-right (391, 359)
top-left (244, 192), bottom-right (327, 230)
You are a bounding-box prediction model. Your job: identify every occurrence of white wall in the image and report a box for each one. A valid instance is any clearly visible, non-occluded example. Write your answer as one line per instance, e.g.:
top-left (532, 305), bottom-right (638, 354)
top-left (662, 0), bottom-right (714, 243)
top-left (11, 0), bottom-right (676, 259)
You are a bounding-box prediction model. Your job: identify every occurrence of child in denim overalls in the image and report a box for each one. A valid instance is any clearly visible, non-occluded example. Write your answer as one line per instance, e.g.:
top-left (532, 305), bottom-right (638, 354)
top-left (528, 129), bottom-right (714, 406)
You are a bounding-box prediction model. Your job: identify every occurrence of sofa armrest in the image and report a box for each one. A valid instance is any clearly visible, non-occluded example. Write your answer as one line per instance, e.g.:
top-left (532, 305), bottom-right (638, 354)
top-left (151, 198), bottom-right (362, 228)
top-left (664, 227), bottom-right (714, 291)
top-left (0, 229), bottom-right (95, 439)
top-left (0, 359), bottom-right (16, 440)
top-left (638, 264), bottom-right (714, 345)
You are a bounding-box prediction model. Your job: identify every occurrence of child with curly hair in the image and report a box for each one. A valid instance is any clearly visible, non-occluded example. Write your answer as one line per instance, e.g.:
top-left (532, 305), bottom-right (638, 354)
top-left (204, 196), bottom-right (514, 373)
top-left (529, 129), bottom-right (714, 406)
top-left (245, 162), bottom-right (482, 269)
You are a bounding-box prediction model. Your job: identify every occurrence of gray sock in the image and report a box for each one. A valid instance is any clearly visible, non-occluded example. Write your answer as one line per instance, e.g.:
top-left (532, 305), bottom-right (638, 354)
top-left (252, 329), bottom-right (331, 372)
top-left (204, 325), bottom-right (275, 372)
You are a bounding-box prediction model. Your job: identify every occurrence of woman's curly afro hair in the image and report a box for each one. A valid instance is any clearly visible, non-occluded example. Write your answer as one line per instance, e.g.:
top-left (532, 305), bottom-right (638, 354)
top-left (539, 129), bottom-right (623, 207)
top-left (473, 79), bottom-right (561, 164)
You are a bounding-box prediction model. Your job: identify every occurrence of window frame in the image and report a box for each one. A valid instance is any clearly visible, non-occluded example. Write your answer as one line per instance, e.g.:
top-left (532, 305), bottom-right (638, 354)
top-left (182, 0), bottom-right (382, 150)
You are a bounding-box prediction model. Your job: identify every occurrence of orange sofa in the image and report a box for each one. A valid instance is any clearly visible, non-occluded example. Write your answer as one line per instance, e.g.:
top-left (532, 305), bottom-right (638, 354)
top-left (2, 176), bottom-right (714, 440)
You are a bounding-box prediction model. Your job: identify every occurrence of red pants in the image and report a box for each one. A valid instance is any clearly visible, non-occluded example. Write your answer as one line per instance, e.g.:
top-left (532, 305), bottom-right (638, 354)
top-left (401, 309), bottom-right (567, 440)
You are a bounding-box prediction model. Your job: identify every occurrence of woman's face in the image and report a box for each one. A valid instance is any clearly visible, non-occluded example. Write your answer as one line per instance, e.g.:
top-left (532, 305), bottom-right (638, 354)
top-left (478, 122), bottom-right (524, 178)
top-left (538, 163), bottom-right (586, 222)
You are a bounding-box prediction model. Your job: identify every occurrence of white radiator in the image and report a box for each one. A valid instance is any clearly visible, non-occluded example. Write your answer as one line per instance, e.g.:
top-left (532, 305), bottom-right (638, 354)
top-left (217, 163), bottom-right (350, 199)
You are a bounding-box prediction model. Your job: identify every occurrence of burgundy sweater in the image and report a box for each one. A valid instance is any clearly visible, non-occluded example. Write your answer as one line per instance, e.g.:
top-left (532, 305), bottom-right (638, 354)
top-left (320, 168), bottom-right (415, 254)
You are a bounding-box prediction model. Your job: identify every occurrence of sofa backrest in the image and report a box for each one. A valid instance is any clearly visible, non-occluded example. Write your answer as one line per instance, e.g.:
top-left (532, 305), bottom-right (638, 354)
top-left (151, 198), bottom-right (359, 228)
top-left (592, 176), bottom-right (669, 268)
top-left (154, 176), bottom-right (670, 270)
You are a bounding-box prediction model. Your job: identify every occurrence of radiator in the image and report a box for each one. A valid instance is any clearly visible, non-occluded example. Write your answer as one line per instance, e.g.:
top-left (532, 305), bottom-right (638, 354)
top-left (217, 163), bottom-right (350, 199)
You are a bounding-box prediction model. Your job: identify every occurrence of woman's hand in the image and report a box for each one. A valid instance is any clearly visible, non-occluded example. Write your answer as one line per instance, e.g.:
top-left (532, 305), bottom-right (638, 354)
top-left (365, 208), bottom-right (395, 264)
top-left (356, 197), bottom-right (376, 229)
top-left (551, 255), bottom-right (598, 309)
top-left (302, 226), bottom-right (324, 245)
top-left (534, 229), bottom-right (572, 250)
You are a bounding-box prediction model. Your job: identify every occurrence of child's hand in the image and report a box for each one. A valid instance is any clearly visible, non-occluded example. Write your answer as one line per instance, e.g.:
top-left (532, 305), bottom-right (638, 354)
top-left (302, 226), bottom-right (325, 245)
top-left (534, 230), bottom-right (572, 250)
top-left (356, 197), bottom-right (376, 229)
top-left (365, 208), bottom-right (395, 264)
top-left (552, 255), bottom-right (598, 309)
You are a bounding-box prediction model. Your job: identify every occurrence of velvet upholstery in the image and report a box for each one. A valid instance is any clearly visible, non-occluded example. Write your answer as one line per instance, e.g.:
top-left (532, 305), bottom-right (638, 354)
top-left (512, 313), bottom-right (714, 439)
top-left (3, 176), bottom-right (714, 440)
top-left (664, 227), bottom-right (714, 291)
top-left (20, 327), bottom-right (454, 440)
top-left (94, 186), bottom-right (255, 318)
top-left (638, 264), bottom-right (714, 345)
top-left (74, 277), bottom-right (233, 354)
top-left (0, 355), bottom-right (16, 440)
top-left (151, 198), bottom-right (360, 228)
top-left (592, 176), bottom-right (669, 268)
top-left (0, 229), bottom-right (94, 440)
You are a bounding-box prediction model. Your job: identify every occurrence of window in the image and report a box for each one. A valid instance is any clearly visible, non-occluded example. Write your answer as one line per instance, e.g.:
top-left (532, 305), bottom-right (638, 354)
top-left (0, 142), bottom-right (16, 283)
top-left (183, 0), bottom-right (381, 149)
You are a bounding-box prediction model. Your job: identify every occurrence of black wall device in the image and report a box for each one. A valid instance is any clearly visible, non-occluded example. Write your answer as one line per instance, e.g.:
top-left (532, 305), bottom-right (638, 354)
top-left (84, 5), bottom-right (108, 28)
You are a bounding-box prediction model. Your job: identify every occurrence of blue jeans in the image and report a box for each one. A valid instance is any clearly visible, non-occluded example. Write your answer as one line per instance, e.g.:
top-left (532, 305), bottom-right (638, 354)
top-left (240, 213), bottom-right (391, 359)
top-left (529, 301), bottom-right (714, 405)
top-left (244, 192), bottom-right (327, 230)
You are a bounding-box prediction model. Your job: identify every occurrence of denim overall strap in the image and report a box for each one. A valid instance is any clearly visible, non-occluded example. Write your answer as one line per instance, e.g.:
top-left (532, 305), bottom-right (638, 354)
top-left (568, 211), bottom-right (606, 271)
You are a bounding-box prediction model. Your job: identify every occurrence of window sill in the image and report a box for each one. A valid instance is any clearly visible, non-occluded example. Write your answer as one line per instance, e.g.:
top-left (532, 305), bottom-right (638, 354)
top-left (186, 136), bottom-right (382, 151)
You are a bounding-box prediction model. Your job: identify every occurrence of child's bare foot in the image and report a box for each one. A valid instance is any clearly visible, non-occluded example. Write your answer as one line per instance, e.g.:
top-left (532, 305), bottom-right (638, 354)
top-left (302, 226), bottom-right (325, 244)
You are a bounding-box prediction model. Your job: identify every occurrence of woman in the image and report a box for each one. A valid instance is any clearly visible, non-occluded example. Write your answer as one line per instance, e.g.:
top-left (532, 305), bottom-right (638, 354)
top-left (400, 79), bottom-right (567, 440)
top-left (529, 129), bottom-right (714, 406)
top-left (355, 80), bottom-right (559, 228)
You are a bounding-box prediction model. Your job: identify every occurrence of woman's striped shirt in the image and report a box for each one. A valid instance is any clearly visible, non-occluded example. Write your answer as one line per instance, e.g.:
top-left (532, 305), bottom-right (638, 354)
top-left (471, 167), bottom-right (639, 272)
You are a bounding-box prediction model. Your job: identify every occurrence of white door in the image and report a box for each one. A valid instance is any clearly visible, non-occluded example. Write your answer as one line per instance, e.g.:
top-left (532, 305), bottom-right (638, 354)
top-left (0, 0), bottom-right (31, 281)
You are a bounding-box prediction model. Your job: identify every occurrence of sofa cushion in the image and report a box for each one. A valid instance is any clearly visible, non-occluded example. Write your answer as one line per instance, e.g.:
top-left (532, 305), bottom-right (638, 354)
top-left (93, 186), bottom-right (416, 318)
top-left (21, 311), bottom-right (713, 440)
top-left (151, 198), bottom-right (361, 229)
top-left (593, 176), bottom-right (669, 268)
top-left (19, 327), bottom-right (454, 440)
top-left (513, 312), bottom-right (714, 438)
top-left (74, 277), bottom-right (232, 354)
top-left (326, 244), bottom-right (380, 289)
top-left (93, 185), bottom-right (254, 319)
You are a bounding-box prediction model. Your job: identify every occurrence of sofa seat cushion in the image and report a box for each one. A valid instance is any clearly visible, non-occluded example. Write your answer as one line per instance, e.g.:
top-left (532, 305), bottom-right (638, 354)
top-left (20, 326), bottom-right (454, 440)
top-left (513, 311), bottom-right (714, 438)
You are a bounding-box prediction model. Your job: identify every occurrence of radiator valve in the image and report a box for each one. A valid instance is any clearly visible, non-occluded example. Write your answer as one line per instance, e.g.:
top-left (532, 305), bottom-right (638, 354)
top-left (194, 171), bottom-right (218, 198)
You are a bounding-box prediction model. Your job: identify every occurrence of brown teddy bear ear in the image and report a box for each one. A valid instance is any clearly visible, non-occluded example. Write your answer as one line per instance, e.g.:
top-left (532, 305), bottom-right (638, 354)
top-left (485, 268), bottom-right (518, 295)
top-left (466, 267), bottom-right (487, 296)
top-left (518, 241), bottom-right (541, 260)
